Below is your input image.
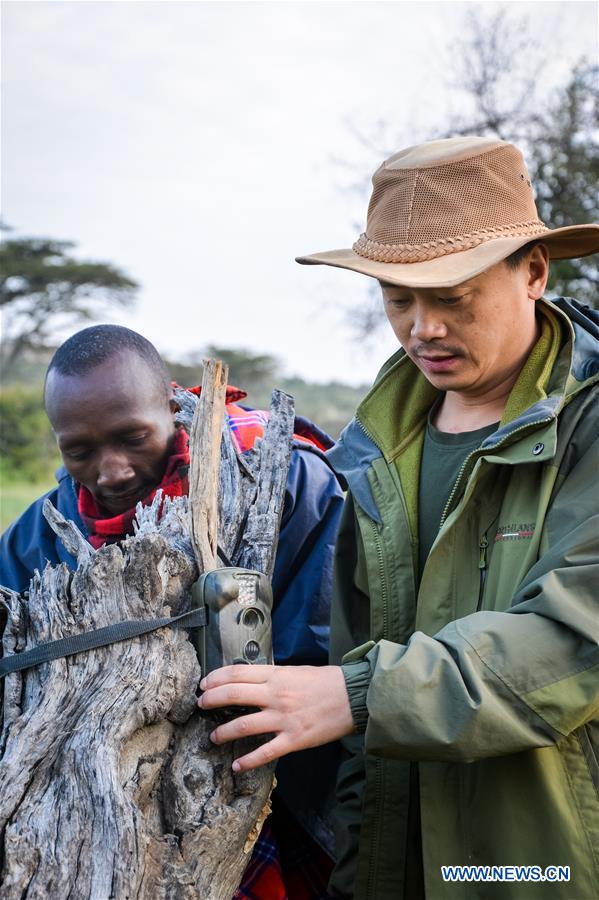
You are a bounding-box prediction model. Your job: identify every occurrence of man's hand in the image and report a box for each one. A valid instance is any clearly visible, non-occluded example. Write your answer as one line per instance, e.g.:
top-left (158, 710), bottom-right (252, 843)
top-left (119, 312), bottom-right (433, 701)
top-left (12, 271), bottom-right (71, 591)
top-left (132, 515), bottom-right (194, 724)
top-left (197, 664), bottom-right (355, 772)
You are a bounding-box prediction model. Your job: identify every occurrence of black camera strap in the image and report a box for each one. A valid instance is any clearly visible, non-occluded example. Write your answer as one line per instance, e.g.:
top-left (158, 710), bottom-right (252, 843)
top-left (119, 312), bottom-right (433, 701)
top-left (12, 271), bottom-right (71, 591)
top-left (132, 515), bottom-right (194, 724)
top-left (0, 605), bottom-right (207, 679)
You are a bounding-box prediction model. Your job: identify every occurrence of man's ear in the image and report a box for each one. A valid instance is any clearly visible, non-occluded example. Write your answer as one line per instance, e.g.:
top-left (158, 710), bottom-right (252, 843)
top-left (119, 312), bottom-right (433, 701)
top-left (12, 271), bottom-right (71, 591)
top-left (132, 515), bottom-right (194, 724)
top-left (168, 383), bottom-right (179, 416)
top-left (528, 243), bottom-right (549, 300)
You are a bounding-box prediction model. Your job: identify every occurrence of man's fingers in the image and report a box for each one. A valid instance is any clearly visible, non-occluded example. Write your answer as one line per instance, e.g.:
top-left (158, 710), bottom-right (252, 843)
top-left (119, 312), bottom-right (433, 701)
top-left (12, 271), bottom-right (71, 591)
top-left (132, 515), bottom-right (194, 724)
top-left (231, 734), bottom-right (291, 773)
top-left (196, 664), bottom-right (355, 765)
top-left (198, 682), bottom-right (266, 710)
top-left (210, 709), bottom-right (276, 744)
top-left (199, 664), bottom-right (272, 691)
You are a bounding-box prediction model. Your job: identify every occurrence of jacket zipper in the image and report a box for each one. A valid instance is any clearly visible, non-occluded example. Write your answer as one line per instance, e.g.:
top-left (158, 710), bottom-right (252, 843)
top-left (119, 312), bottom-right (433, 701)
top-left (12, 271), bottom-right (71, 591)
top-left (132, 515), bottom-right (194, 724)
top-left (356, 416), bottom-right (397, 597)
top-left (477, 535), bottom-right (488, 611)
top-left (356, 415), bottom-right (380, 454)
top-left (369, 519), bottom-right (389, 639)
top-left (356, 417), bottom-right (393, 897)
top-left (439, 448), bottom-right (477, 528)
top-left (439, 416), bottom-right (554, 528)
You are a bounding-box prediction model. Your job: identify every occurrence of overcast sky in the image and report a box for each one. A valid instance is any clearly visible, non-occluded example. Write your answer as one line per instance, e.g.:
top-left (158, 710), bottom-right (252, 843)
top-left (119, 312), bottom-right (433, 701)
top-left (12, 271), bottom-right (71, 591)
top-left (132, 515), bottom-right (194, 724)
top-left (2, 0), bottom-right (597, 384)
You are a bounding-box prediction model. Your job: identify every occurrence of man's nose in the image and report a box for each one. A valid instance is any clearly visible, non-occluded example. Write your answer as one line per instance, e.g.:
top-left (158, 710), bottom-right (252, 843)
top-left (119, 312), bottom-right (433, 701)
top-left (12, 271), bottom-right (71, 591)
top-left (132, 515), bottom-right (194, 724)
top-left (410, 305), bottom-right (447, 341)
top-left (96, 450), bottom-right (136, 489)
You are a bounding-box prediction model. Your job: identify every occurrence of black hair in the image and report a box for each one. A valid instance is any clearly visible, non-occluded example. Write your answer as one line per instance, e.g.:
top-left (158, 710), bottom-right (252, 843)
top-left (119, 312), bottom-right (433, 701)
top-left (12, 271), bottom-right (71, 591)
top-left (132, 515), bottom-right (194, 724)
top-left (45, 324), bottom-right (170, 399)
top-left (503, 240), bottom-right (541, 271)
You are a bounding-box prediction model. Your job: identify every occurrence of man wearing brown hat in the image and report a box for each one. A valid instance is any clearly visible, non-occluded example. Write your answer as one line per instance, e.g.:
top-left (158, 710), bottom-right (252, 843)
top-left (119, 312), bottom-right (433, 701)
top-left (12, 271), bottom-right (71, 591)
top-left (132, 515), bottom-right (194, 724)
top-left (199, 137), bottom-right (599, 899)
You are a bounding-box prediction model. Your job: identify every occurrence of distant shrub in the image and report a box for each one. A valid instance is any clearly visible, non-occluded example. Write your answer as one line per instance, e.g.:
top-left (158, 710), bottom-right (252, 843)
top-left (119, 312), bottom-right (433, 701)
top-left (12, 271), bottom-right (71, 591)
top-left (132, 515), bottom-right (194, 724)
top-left (0, 384), bottom-right (60, 482)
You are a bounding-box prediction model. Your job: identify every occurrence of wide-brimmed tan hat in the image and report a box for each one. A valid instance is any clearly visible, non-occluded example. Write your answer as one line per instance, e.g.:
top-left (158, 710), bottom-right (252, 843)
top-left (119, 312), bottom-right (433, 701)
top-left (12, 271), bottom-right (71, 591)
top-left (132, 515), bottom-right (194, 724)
top-left (296, 136), bottom-right (599, 288)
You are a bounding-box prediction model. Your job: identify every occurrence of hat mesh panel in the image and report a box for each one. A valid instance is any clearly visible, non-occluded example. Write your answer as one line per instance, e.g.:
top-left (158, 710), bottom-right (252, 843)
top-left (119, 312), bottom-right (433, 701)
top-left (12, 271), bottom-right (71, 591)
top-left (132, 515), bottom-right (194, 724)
top-left (365, 146), bottom-right (541, 246)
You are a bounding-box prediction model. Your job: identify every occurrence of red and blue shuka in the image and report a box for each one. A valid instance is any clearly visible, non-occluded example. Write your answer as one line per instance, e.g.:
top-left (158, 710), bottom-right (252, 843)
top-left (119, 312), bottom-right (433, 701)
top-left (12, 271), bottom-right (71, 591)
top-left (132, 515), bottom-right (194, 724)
top-left (0, 386), bottom-right (345, 900)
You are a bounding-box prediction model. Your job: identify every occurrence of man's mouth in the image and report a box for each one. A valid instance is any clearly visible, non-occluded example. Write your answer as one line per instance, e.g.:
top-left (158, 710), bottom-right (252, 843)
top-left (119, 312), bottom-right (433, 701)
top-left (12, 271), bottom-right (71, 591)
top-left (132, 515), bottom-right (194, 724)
top-left (415, 353), bottom-right (462, 374)
top-left (99, 485), bottom-right (148, 513)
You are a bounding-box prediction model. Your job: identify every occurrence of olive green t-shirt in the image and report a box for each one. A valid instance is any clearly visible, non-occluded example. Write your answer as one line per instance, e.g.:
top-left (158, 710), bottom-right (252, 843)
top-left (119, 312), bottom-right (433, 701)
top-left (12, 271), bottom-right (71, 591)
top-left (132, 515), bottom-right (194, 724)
top-left (418, 415), bottom-right (498, 580)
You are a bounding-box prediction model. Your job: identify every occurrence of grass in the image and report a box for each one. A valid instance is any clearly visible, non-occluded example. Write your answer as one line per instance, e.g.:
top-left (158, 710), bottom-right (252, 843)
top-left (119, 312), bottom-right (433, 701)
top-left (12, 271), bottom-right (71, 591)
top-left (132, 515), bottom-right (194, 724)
top-left (1, 477), bottom-right (57, 533)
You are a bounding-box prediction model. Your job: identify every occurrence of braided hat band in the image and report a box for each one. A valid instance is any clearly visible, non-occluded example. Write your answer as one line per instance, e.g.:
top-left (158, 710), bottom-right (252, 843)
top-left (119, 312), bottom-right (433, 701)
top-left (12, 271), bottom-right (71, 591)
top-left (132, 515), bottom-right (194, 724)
top-left (353, 221), bottom-right (549, 264)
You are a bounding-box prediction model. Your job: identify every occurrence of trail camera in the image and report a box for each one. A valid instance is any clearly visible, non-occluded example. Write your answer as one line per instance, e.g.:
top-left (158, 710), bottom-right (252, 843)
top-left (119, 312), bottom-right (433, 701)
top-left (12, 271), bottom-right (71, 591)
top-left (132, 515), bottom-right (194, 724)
top-left (192, 567), bottom-right (273, 676)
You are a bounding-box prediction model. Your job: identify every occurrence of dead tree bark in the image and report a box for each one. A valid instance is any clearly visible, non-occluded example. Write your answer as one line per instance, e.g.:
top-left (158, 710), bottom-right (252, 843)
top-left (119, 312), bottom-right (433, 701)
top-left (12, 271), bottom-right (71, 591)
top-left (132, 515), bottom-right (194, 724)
top-left (0, 364), bottom-right (295, 900)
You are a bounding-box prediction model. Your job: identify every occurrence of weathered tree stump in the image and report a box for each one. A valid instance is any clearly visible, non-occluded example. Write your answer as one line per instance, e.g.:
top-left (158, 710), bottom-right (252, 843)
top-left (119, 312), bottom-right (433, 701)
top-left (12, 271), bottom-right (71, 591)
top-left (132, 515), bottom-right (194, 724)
top-left (0, 364), bottom-right (295, 899)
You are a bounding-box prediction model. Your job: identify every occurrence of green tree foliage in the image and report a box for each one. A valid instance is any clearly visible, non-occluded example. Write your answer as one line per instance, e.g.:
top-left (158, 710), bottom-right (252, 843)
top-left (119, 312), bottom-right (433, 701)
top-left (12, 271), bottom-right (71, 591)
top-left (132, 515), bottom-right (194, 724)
top-left (268, 376), bottom-right (367, 440)
top-left (167, 346), bottom-right (280, 394)
top-left (446, 10), bottom-right (598, 306)
top-left (0, 232), bottom-right (138, 373)
top-left (205, 345), bottom-right (280, 390)
top-left (0, 383), bottom-right (60, 482)
top-left (528, 65), bottom-right (599, 303)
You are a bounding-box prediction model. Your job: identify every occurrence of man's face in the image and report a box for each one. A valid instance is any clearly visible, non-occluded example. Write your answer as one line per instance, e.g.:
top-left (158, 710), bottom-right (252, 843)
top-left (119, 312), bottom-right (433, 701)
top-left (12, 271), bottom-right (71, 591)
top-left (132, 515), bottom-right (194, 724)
top-left (379, 248), bottom-right (548, 400)
top-left (45, 351), bottom-right (177, 516)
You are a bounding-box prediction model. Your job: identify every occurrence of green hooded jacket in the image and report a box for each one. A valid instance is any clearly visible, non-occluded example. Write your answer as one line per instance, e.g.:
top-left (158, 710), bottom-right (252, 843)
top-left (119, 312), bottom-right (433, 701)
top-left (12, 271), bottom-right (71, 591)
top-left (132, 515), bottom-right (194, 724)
top-left (327, 298), bottom-right (599, 899)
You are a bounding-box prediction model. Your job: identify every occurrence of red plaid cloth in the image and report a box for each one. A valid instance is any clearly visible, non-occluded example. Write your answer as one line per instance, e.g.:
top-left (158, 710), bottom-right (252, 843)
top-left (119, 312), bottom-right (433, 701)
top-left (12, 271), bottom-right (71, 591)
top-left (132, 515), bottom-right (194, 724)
top-left (234, 818), bottom-right (287, 900)
top-left (185, 385), bottom-right (331, 455)
top-left (234, 801), bottom-right (334, 900)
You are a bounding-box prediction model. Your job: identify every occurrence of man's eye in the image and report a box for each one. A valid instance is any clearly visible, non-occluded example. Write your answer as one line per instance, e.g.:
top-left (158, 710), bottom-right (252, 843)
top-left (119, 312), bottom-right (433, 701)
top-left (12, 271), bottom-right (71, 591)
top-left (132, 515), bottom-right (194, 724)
top-left (440, 295), bottom-right (463, 305)
top-left (124, 434), bottom-right (148, 446)
top-left (66, 449), bottom-right (90, 461)
top-left (387, 297), bottom-right (410, 307)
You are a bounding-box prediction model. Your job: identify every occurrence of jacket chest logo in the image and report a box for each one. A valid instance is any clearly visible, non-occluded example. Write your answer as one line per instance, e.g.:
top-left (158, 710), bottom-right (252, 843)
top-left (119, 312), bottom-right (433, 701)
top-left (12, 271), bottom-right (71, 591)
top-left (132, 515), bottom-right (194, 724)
top-left (494, 522), bottom-right (536, 542)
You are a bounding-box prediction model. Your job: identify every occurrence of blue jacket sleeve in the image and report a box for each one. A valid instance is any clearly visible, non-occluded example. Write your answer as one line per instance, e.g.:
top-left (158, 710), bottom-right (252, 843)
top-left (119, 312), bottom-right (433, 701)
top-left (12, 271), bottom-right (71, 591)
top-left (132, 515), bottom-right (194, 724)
top-left (271, 446), bottom-right (344, 666)
top-left (0, 472), bottom-right (82, 595)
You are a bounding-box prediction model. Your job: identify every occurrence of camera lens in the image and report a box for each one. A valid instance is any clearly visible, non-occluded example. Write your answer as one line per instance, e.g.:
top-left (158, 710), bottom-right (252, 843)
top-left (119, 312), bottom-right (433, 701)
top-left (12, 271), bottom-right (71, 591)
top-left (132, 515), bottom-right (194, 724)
top-left (241, 607), bottom-right (264, 629)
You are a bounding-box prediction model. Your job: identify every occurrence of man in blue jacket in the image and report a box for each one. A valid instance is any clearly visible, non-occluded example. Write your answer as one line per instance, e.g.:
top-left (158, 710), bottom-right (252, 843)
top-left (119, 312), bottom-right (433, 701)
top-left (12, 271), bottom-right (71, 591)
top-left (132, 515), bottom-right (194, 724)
top-left (0, 323), bottom-right (344, 898)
